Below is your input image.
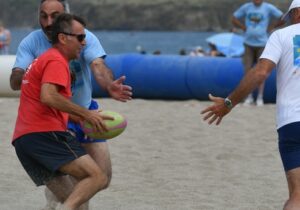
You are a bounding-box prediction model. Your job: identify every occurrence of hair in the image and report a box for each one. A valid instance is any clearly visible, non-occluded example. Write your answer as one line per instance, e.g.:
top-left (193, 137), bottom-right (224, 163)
top-left (51, 13), bottom-right (86, 44)
top-left (40, 0), bottom-right (70, 13)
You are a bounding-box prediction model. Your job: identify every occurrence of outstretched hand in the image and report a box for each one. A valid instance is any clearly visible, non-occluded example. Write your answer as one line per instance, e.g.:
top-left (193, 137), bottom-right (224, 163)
top-left (200, 94), bottom-right (231, 125)
top-left (107, 76), bottom-right (132, 102)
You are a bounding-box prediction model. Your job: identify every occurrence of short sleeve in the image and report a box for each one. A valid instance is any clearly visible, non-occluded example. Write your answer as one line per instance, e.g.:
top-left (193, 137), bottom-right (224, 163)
top-left (260, 31), bottom-right (282, 65)
top-left (42, 60), bottom-right (70, 88)
top-left (13, 35), bottom-right (37, 71)
top-left (83, 29), bottom-right (106, 64)
top-left (233, 4), bottom-right (247, 19)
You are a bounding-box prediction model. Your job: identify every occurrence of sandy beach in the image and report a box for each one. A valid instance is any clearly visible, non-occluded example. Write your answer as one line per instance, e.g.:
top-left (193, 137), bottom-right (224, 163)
top-left (0, 98), bottom-right (287, 210)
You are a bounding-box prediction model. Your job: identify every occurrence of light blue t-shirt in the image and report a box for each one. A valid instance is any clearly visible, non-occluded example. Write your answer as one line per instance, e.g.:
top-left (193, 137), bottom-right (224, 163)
top-left (233, 2), bottom-right (283, 47)
top-left (13, 29), bottom-right (106, 108)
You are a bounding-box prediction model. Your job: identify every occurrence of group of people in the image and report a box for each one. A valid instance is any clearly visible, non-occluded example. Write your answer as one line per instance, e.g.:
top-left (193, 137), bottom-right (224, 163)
top-left (10, 0), bottom-right (132, 210)
top-left (8, 0), bottom-right (300, 210)
top-left (187, 44), bottom-right (225, 57)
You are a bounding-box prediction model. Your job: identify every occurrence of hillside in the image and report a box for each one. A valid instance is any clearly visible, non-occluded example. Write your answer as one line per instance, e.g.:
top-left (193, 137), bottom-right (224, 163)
top-left (1, 0), bottom-right (290, 31)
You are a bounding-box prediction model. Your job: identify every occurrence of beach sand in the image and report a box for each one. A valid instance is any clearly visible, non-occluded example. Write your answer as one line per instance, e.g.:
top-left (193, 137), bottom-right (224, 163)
top-left (0, 98), bottom-right (287, 210)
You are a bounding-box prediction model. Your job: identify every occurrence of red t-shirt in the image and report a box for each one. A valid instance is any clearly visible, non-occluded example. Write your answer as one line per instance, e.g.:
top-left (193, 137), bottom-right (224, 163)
top-left (12, 48), bottom-right (71, 142)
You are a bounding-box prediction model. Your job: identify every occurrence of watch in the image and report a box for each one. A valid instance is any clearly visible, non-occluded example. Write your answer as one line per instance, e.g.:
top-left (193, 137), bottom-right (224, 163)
top-left (224, 97), bottom-right (233, 109)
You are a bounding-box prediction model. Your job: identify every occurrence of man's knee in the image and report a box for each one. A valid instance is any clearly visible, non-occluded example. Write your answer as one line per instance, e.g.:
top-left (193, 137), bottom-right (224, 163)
top-left (102, 174), bottom-right (111, 190)
top-left (79, 156), bottom-right (109, 191)
top-left (59, 154), bottom-right (109, 192)
top-left (81, 142), bottom-right (112, 189)
top-left (91, 168), bottom-right (109, 192)
top-left (101, 165), bottom-right (112, 190)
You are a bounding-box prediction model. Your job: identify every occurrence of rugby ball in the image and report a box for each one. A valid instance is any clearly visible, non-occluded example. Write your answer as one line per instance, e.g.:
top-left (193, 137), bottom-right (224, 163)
top-left (82, 110), bottom-right (127, 139)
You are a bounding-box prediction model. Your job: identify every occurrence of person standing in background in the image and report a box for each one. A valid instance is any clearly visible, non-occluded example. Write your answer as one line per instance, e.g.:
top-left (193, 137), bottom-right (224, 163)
top-left (0, 21), bottom-right (11, 55)
top-left (232, 0), bottom-right (284, 106)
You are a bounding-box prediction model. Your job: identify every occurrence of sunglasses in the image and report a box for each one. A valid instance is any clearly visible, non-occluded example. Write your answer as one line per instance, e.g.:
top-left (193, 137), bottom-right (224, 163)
top-left (61, 32), bottom-right (86, 42)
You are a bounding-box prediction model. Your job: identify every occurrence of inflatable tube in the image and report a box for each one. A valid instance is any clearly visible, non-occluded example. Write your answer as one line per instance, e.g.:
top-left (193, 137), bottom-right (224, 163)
top-left (93, 54), bottom-right (276, 103)
top-left (0, 55), bottom-right (20, 97)
top-left (0, 54), bottom-right (276, 103)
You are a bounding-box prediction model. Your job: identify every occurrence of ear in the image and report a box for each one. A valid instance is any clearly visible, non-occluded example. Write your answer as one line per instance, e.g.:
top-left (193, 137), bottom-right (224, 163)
top-left (58, 33), bottom-right (67, 45)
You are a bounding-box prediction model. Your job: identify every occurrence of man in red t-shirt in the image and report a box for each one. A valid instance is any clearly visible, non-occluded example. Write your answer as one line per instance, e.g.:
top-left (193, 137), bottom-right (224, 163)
top-left (12, 14), bottom-right (112, 210)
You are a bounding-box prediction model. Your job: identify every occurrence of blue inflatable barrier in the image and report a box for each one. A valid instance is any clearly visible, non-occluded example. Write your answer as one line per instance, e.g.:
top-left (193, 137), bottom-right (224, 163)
top-left (92, 54), bottom-right (276, 103)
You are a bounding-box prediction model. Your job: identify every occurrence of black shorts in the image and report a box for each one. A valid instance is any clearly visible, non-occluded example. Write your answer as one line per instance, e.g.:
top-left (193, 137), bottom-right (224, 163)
top-left (13, 131), bottom-right (87, 186)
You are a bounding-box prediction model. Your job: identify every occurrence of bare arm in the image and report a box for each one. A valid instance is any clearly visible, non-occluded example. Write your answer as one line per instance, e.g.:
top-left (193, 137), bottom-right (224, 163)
top-left (68, 114), bottom-right (82, 123)
top-left (201, 58), bottom-right (276, 125)
top-left (90, 57), bottom-right (114, 91)
top-left (228, 59), bottom-right (275, 106)
top-left (90, 57), bottom-right (132, 102)
top-left (231, 16), bottom-right (246, 32)
top-left (10, 67), bottom-right (25, 90)
top-left (40, 83), bottom-right (113, 132)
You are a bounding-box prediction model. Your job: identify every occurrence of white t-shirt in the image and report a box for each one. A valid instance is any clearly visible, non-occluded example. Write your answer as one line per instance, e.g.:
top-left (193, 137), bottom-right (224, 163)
top-left (260, 23), bottom-right (300, 129)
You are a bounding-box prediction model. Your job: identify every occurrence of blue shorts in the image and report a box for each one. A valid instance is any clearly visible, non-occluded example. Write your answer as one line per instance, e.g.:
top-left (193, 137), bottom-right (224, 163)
top-left (278, 122), bottom-right (300, 171)
top-left (13, 131), bottom-right (86, 186)
top-left (68, 100), bottom-right (107, 143)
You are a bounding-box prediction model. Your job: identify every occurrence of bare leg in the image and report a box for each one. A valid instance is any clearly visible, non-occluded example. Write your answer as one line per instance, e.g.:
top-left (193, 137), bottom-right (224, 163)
top-left (256, 82), bottom-right (265, 106)
top-left (65, 142), bottom-right (112, 209)
top-left (257, 82), bottom-right (264, 98)
top-left (57, 154), bottom-right (107, 210)
top-left (43, 142), bottom-right (111, 210)
top-left (55, 203), bottom-right (71, 210)
top-left (55, 203), bottom-right (88, 210)
top-left (242, 44), bottom-right (255, 105)
top-left (69, 176), bottom-right (89, 210)
top-left (82, 142), bottom-right (112, 188)
top-left (45, 176), bottom-right (89, 210)
top-left (283, 168), bottom-right (300, 210)
top-left (46, 175), bottom-right (74, 202)
top-left (76, 203), bottom-right (88, 210)
top-left (42, 187), bottom-right (59, 210)
top-left (41, 175), bottom-right (74, 210)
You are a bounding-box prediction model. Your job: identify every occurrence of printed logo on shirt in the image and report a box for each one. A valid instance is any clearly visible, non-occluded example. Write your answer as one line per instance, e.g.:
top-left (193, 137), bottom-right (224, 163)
top-left (22, 58), bottom-right (38, 85)
top-left (293, 35), bottom-right (300, 66)
top-left (24, 58), bottom-right (38, 76)
top-left (247, 12), bottom-right (263, 25)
